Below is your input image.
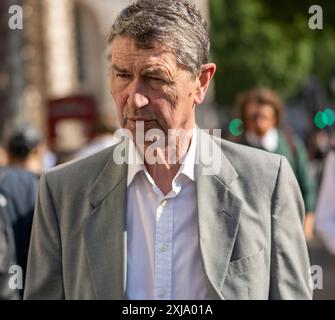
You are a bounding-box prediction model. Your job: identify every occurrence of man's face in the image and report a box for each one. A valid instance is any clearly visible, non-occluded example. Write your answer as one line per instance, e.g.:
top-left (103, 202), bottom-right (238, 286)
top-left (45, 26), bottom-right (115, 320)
top-left (245, 103), bottom-right (277, 137)
top-left (108, 36), bottom-right (203, 139)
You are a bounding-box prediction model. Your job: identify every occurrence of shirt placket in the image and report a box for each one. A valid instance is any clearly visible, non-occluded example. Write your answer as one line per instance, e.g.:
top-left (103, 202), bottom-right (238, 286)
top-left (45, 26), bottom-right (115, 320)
top-left (154, 197), bottom-right (173, 300)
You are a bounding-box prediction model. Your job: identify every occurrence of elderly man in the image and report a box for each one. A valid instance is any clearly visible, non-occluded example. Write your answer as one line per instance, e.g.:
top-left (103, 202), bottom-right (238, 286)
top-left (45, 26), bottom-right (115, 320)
top-left (24, 0), bottom-right (312, 300)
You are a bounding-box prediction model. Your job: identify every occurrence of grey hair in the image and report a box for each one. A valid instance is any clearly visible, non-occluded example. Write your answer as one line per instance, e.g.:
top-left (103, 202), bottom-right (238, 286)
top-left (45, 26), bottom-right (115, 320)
top-left (105, 0), bottom-right (210, 76)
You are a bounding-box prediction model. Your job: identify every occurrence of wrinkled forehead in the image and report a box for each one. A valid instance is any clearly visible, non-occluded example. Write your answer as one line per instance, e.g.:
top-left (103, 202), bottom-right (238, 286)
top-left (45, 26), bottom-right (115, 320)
top-left (108, 36), bottom-right (175, 62)
top-left (108, 36), bottom-right (180, 72)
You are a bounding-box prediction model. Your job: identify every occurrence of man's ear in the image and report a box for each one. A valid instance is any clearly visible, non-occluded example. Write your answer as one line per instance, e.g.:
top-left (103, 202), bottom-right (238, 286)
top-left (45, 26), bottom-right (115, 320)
top-left (194, 63), bottom-right (216, 105)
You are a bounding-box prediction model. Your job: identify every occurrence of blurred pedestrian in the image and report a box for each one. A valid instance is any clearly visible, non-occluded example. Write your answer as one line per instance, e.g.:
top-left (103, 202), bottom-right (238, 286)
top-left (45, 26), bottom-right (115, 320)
top-left (315, 148), bottom-right (335, 254)
top-left (234, 87), bottom-right (317, 241)
top-left (0, 124), bottom-right (41, 297)
top-left (0, 144), bottom-right (8, 166)
top-left (0, 167), bottom-right (38, 298)
top-left (0, 193), bottom-right (19, 299)
top-left (7, 124), bottom-right (45, 177)
top-left (306, 129), bottom-right (331, 191)
top-left (75, 115), bottom-right (119, 159)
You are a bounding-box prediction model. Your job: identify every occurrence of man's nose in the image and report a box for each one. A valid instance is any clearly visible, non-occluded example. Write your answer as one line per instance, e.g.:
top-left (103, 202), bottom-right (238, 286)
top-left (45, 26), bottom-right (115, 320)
top-left (127, 82), bottom-right (149, 109)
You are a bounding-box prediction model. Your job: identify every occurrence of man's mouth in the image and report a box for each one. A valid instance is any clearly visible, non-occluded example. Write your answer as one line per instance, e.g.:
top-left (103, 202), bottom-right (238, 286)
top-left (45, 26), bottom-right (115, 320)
top-left (127, 117), bottom-right (154, 122)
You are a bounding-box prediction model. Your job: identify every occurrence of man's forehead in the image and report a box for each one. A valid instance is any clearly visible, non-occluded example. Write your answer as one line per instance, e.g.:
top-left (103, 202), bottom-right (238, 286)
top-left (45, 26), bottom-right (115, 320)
top-left (110, 36), bottom-right (177, 66)
top-left (111, 63), bottom-right (169, 76)
top-left (111, 35), bottom-right (172, 52)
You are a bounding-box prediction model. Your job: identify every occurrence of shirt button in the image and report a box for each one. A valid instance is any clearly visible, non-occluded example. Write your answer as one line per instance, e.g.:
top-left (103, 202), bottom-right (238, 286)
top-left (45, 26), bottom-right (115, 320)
top-left (159, 289), bottom-right (166, 298)
top-left (159, 243), bottom-right (167, 253)
top-left (161, 200), bottom-right (168, 207)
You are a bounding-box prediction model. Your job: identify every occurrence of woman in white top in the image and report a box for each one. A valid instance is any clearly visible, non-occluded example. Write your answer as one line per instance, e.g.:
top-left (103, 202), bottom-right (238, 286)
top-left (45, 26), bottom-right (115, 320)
top-left (316, 149), bottom-right (335, 254)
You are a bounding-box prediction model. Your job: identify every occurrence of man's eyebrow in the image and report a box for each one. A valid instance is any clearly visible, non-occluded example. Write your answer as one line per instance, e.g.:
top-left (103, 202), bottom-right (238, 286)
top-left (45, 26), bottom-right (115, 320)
top-left (142, 68), bottom-right (172, 80)
top-left (142, 68), bottom-right (165, 76)
top-left (111, 64), bottom-right (130, 73)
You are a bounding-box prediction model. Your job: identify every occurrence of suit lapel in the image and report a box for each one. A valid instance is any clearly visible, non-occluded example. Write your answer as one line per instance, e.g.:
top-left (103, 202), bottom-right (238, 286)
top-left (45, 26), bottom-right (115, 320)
top-left (82, 141), bottom-right (128, 300)
top-left (196, 129), bottom-right (243, 299)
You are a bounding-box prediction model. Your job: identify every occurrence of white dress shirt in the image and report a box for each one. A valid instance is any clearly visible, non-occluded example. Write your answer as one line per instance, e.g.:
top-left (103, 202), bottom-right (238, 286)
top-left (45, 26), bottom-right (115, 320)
top-left (316, 150), bottom-right (335, 254)
top-left (125, 128), bottom-right (209, 300)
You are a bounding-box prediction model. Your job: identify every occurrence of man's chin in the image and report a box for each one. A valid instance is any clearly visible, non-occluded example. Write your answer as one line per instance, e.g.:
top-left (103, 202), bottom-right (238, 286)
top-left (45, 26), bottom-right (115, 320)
top-left (125, 120), bottom-right (162, 133)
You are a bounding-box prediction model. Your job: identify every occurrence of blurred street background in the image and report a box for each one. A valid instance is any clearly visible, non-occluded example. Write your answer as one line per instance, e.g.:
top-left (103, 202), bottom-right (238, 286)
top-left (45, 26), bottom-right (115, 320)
top-left (1, 0), bottom-right (335, 299)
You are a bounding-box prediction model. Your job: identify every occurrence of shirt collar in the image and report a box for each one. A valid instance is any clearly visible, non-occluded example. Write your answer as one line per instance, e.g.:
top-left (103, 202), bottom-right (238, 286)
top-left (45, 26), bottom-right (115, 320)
top-left (178, 127), bottom-right (197, 182)
top-left (126, 127), bottom-right (197, 187)
top-left (126, 139), bottom-right (146, 187)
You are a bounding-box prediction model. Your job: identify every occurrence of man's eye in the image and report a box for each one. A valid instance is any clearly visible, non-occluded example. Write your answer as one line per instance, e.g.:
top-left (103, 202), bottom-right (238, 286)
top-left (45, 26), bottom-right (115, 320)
top-left (116, 74), bottom-right (131, 79)
top-left (146, 76), bottom-right (164, 83)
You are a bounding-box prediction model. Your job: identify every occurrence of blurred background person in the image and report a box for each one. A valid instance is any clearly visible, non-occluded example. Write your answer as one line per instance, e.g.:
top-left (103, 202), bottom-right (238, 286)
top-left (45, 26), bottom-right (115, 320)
top-left (0, 193), bottom-right (19, 299)
top-left (307, 129), bottom-right (332, 191)
top-left (75, 114), bottom-right (119, 159)
top-left (0, 144), bottom-right (8, 167)
top-left (315, 147), bottom-right (335, 254)
top-left (233, 87), bottom-right (317, 241)
top-left (0, 124), bottom-right (42, 298)
top-left (7, 124), bottom-right (46, 177)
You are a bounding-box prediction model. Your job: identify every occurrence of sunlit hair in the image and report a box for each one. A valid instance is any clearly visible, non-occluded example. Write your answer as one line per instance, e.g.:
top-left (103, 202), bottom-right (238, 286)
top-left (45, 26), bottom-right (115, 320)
top-left (105, 0), bottom-right (210, 77)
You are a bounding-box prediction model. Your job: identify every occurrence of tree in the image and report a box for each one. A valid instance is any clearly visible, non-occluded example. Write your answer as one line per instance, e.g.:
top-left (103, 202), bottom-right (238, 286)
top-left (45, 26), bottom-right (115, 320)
top-left (210, 0), bottom-right (335, 108)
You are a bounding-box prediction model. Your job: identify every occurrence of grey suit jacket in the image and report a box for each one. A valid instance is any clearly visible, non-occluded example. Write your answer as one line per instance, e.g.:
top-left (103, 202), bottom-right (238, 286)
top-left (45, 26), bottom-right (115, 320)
top-left (24, 129), bottom-right (312, 300)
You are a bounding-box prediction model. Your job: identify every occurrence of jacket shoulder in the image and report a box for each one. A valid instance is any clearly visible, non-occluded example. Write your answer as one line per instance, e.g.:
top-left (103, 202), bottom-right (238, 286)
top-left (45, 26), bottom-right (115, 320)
top-left (210, 135), bottom-right (284, 190)
top-left (215, 136), bottom-right (282, 169)
top-left (45, 144), bottom-right (118, 186)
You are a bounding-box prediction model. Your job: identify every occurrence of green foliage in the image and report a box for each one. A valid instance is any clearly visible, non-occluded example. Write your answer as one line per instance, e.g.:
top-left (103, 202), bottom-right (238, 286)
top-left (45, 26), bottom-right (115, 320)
top-left (210, 0), bottom-right (335, 108)
top-left (312, 29), bottom-right (335, 94)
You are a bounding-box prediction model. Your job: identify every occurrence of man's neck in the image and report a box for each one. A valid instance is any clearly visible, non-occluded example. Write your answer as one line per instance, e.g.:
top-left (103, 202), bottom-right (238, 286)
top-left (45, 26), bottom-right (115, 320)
top-left (143, 132), bottom-right (193, 196)
top-left (145, 162), bottom-right (181, 195)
